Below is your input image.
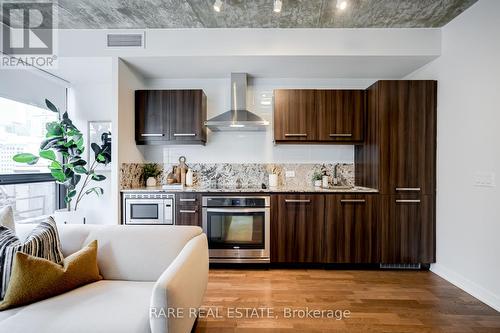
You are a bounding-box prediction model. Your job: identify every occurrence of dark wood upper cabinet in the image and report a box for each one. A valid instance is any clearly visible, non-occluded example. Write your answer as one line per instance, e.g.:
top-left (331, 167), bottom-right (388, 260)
top-left (135, 90), bottom-right (168, 143)
top-left (135, 89), bottom-right (206, 145)
top-left (317, 90), bottom-right (365, 142)
top-left (324, 195), bottom-right (379, 263)
top-left (380, 194), bottom-right (435, 264)
top-left (274, 89), bottom-right (365, 144)
top-left (271, 194), bottom-right (324, 263)
top-left (169, 90), bottom-right (207, 143)
top-left (273, 89), bottom-right (317, 142)
top-left (355, 81), bottom-right (437, 195)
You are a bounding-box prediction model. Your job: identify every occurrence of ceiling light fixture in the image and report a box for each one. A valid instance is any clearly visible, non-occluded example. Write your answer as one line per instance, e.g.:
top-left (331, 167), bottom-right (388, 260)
top-left (273, 0), bottom-right (282, 13)
top-left (336, 0), bottom-right (348, 10)
top-left (213, 0), bottom-right (223, 12)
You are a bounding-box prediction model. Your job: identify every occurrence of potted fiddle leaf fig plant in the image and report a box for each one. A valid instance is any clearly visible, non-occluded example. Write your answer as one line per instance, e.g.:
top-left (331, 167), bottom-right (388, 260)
top-left (13, 99), bottom-right (111, 224)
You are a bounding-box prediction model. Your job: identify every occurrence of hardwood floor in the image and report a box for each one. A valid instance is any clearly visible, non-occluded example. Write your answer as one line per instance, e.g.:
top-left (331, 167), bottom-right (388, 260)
top-left (194, 269), bottom-right (500, 333)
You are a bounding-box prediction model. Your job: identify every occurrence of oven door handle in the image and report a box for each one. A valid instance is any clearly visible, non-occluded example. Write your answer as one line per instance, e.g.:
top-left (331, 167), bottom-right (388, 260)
top-left (205, 208), bottom-right (268, 213)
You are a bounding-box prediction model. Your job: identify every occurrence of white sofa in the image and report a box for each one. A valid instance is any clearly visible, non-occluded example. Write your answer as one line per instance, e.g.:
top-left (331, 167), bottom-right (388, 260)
top-left (0, 224), bottom-right (209, 333)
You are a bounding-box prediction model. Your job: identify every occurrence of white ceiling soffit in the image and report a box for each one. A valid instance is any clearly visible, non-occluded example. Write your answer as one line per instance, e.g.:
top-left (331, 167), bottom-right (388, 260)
top-left (122, 55), bottom-right (438, 79)
top-left (55, 29), bottom-right (441, 58)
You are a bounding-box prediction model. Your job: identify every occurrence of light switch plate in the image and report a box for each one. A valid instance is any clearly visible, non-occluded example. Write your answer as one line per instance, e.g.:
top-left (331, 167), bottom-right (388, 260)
top-left (285, 170), bottom-right (295, 178)
top-left (474, 172), bottom-right (496, 187)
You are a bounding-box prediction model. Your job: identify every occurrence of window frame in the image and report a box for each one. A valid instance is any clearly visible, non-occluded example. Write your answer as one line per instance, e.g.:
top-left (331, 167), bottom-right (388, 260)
top-left (0, 173), bottom-right (54, 185)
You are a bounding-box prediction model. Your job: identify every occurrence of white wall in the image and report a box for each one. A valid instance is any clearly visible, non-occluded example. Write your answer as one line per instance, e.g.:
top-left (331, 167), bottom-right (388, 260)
top-left (142, 77), bottom-right (376, 164)
top-left (117, 59), bottom-right (146, 165)
top-left (406, 0), bottom-right (500, 311)
top-left (67, 81), bottom-right (114, 225)
top-left (59, 57), bottom-right (115, 225)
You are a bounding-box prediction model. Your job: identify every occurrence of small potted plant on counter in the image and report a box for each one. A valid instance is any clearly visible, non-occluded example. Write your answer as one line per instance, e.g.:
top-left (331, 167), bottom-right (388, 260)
top-left (142, 163), bottom-right (162, 187)
top-left (312, 171), bottom-right (323, 188)
top-left (12, 99), bottom-right (111, 224)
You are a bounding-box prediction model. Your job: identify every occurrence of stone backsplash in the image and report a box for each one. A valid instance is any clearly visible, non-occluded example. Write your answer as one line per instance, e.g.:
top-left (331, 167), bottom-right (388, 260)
top-left (121, 163), bottom-right (354, 189)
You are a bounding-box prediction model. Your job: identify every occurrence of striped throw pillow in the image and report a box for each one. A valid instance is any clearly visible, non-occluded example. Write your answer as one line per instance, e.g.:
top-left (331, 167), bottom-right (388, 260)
top-left (0, 217), bottom-right (64, 299)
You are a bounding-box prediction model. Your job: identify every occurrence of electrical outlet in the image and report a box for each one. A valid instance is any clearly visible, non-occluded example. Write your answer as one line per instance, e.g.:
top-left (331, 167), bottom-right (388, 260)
top-left (474, 172), bottom-right (496, 187)
top-left (285, 170), bottom-right (295, 178)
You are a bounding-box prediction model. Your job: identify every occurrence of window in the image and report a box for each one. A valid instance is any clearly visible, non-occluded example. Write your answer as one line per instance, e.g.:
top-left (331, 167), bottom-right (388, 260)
top-left (0, 182), bottom-right (56, 222)
top-left (0, 96), bottom-right (60, 223)
top-left (0, 96), bottom-right (58, 174)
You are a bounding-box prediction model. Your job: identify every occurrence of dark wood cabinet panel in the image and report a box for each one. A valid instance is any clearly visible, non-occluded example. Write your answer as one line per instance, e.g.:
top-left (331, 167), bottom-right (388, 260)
top-left (135, 89), bottom-right (206, 145)
top-left (135, 90), bottom-right (168, 143)
top-left (169, 90), bottom-right (207, 143)
top-left (380, 195), bottom-right (435, 264)
top-left (355, 80), bottom-right (437, 264)
top-left (324, 195), bottom-right (379, 263)
top-left (380, 81), bottom-right (436, 195)
top-left (176, 207), bottom-right (201, 226)
top-left (273, 89), bottom-right (317, 142)
top-left (355, 81), bottom-right (437, 195)
top-left (274, 89), bottom-right (365, 144)
top-left (354, 84), bottom-right (380, 190)
top-left (317, 90), bottom-right (365, 142)
top-left (271, 194), bottom-right (324, 263)
top-left (175, 193), bottom-right (201, 226)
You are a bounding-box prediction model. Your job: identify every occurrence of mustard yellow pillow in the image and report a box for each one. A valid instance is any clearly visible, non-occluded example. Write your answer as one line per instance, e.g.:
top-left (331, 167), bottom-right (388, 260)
top-left (0, 240), bottom-right (102, 310)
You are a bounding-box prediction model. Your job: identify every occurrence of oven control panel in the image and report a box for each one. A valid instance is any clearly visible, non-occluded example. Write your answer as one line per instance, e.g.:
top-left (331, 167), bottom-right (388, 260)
top-left (202, 196), bottom-right (270, 207)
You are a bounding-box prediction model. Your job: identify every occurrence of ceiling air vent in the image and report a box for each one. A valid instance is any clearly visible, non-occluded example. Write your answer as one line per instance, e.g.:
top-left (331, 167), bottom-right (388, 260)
top-left (106, 33), bottom-right (144, 48)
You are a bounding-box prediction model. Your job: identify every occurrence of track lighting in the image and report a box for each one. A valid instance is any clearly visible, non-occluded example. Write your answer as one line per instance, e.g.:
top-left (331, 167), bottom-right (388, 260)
top-left (273, 0), bottom-right (282, 13)
top-left (213, 0), bottom-right (222, 12)
top-left (336, 0), bottom-right (347, 10)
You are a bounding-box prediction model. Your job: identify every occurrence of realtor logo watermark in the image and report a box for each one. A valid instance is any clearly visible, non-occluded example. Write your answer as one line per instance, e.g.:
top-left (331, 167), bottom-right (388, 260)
top-left (1, 1), bottom-right (58, 68)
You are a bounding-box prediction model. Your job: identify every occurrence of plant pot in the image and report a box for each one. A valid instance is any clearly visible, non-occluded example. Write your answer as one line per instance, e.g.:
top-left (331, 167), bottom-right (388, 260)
top-left (146, 177), bottom-right (157, 187)
top-left (314, 180), bottom-right (322, 187)
top-left (52, 209), bottom-right (85, 225)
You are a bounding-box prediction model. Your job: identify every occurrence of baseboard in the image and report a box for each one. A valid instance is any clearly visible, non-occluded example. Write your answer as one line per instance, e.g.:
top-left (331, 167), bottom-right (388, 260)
top-left (431, 263), bottom-right (500, 312)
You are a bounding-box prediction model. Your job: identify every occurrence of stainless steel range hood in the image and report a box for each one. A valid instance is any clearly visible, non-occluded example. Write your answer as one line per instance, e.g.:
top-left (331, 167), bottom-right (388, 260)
top-left (205, 73), bottom-right (269, 132)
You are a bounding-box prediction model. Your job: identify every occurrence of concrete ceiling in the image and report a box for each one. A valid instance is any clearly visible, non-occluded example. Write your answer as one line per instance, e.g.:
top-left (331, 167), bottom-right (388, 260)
top-left (2, 0), bottom-right (478, 29)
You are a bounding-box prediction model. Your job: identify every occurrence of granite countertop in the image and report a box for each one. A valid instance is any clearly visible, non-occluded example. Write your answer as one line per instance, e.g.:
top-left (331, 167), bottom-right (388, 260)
top-left (120, 185), bottom-right (379, 193)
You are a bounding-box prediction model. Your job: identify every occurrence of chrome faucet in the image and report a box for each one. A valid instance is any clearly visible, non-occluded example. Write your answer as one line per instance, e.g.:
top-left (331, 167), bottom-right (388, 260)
top-left (333, 163), bottom-right (339, 179)
top-left (333, 163), bottom-right (340, 186)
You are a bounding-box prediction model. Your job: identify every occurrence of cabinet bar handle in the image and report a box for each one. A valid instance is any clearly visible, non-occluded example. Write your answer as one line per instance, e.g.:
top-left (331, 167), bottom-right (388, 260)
top-left (285, 199), bottom-right (311, 203)
top-left (340, 199), bottom-right (366, 203)
top-left (284, 134), bottom-right (307, 137)
top-left (395, 187), bottom-right (421, 192)
top-left (180, 198), bottom-right (196, 202)
top-left (179, 210), bottom-right (197, 213)
top-left (141, 133), bottom-right (164, 137)
top-left (173, 133), bottom-right (196, 137)
top-left (329, 133), bottom-right (352, 137)
top-left (395, 200), bottom-right (421, 203)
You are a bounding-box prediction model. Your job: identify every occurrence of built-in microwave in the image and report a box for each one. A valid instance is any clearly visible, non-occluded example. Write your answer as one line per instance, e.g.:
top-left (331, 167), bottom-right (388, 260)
top-left (123, 193), bottom-right (175, 225)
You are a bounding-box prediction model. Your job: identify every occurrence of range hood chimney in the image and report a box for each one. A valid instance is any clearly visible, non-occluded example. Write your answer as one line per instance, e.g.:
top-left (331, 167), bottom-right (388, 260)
top-left (205, 73), bottom-right (269, 131)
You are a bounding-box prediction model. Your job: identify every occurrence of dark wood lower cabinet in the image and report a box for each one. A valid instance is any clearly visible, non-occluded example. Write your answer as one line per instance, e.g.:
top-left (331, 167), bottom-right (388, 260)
top-left (175, 193), bottom-right (201, 226)
top-left (176, 207), bottom-right (200, 226)
top-left (380, 195), bottom-right (435, 264)
top-left (324, 195), bottom-right (379, 263)
top-left (271, 195), bottom-right (324, 263)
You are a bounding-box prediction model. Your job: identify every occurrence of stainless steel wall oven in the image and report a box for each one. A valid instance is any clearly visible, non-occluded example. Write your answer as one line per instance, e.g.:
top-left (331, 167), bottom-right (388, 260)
top-left (202, 196), bottom-right (270, 263)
